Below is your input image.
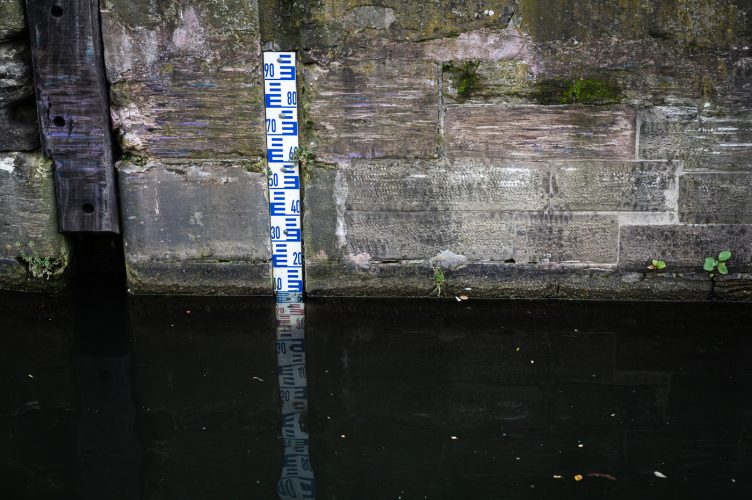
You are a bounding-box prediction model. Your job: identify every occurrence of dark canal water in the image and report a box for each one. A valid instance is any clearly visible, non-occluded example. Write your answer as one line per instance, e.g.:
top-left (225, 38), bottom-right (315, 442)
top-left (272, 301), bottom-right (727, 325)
top-left (1, 243), bottom-right (751, 499)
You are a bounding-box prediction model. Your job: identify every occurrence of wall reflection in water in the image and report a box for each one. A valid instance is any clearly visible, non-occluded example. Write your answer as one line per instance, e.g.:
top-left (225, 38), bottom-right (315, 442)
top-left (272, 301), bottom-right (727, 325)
top-left (2, 292), bottom-right (752, 499)
top-left (275, 292), bottom-right (316, 499)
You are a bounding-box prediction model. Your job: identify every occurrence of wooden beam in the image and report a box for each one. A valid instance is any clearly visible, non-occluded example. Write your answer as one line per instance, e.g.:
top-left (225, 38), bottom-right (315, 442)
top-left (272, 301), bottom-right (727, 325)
top-left (25, 0), bottom-right (119, 233)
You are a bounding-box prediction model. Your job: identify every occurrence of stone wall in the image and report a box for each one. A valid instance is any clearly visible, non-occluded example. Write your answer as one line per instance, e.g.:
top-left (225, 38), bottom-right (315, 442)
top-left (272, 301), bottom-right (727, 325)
top-left (291, 0), bottom-right (752, 299)
top-left (0, 0), bottom-right (68, 291)
top-left (1, 0), bottom-right (751, 298)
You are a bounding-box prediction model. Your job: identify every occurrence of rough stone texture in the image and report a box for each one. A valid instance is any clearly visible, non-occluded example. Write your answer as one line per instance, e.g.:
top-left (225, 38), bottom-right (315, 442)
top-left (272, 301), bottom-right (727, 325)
top-left (305, 262), bottom-right (715, 300)
top-left (291, 0), bottom-right (517, 52)
top-left (679, 173), bottom-right (752, 224)
top-left (0, 152), bottom-right (68, 291)
top-left (445, 105), bottom-right (636, 159)
top-left (101, 0), bottom-right (265, 159)
top-left (0, 0), bottom-right (38, 151)
top-left (343, 158), bottom-right (550, 212)
top-left (101, 0), bottom-right (270, 293)
top-left (517, 0), bottom-right (750, 45)
top-left (619, 225), bottom-right (752, 273)
top-left (117, 159), bottom-right (271, 294)
top-left (639, 106), bottom-right (752, 170)
top-left (550, 160), bottom-right (677, 212)
top-left (305, 59), bottom-right (439, 161)
top-left (342, 211), bottom-right (618, 263)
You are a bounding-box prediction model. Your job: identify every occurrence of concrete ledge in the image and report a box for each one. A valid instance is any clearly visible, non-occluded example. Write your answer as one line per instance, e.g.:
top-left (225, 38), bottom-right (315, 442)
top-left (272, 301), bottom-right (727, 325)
top-left (126, 259), bottom-right (271, 295)
top-left (305, 261), bottom-right (716, 300)
top-left (619, 224), bottom-right (752, 272)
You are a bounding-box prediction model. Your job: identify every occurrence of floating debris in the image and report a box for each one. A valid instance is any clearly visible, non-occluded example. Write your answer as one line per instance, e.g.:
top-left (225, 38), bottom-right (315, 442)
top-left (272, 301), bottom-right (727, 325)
top-left (588, 472), bottom-right (617, 481)
top-left (654, 471), bottom-right (668, 479)
top-left (574, 474), bottom-right (583, 481)
top-left (553, 475), bottom-right (562, 479)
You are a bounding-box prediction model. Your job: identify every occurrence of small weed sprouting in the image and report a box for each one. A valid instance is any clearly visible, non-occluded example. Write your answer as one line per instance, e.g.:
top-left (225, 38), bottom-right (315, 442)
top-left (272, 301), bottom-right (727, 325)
top-left (15, 241), bottom-right (65, 280)
top-left (430, 267), bottom-right (445, 297)
top-left (291, 145), bottom-right (316, 183)
top-left (647, 259), bottom-right (667, 271)
top-left (703, 250), bottom-right (732, 278)
top-left (291, 146), bottom-right (315, 170)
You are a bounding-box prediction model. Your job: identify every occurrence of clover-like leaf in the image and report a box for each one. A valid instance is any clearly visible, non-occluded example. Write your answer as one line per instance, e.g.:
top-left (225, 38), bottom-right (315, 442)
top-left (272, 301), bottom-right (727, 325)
top-left (718, 250), bottom-right (732, 262)
top-left (703, 257), bottom-right (716, 272)
top-left (655, 260), bottom-right (666, 270)
top-left (718, 262), bottom-right (728, 275)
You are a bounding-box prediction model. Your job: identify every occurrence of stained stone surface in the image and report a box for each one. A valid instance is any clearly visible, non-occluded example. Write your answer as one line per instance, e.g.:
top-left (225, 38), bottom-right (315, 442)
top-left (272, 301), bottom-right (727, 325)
top-left (549, 160), bottom-right (676, 212)
top-left (619, 225), bottom-right (752, 273)
top-left (0, 152), bottom-right (68, 290)
top-left (341, 159), bottom-right (550, 212)
top-left (0, 0), bottom-right (38, 151)
top-left (304, 59), bottom-right (439, 161)
top-left (101, 0), bottom-right (265, 159)
top-left (1, 0), bottom-right (751, 298)
top-left (117, 159), bottom-right (271, 295)
top-left (679, 173), bottom-right (752, 224)
top-left (445, 106), bottom-right (636, 160)
top-left (638, 106), bottom-right (752, 170)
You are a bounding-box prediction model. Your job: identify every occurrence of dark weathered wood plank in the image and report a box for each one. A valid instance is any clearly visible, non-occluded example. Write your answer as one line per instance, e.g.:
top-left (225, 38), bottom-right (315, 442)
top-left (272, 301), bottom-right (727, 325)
top-left (25, 0), bottom-right (119, 232)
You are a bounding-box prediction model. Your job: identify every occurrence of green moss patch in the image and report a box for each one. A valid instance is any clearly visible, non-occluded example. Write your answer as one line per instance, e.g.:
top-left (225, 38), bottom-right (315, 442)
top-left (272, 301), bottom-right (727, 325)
top-left (533, 78), bottom-right (622, 105)
top-left (443, 61), bottom-right (481, 102)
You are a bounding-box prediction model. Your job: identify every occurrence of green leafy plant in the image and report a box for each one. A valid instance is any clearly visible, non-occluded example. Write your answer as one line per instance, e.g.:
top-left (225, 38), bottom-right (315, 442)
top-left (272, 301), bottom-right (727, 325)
top-left (647, 259), bottom-right (667, 270)
top-left (703, 250), bottom-right (732, 277)
top-left (291, 145), bottom-right (315, 170)
top-left (430, 267), bottom-right (445, 297)
top-left (15, 241), bottom-right (65, 280)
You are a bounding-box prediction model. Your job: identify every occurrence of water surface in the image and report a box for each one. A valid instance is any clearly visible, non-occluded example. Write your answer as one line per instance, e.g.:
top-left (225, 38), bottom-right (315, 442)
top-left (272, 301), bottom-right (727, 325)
top-left (1, 291), bottom-right (751, 499)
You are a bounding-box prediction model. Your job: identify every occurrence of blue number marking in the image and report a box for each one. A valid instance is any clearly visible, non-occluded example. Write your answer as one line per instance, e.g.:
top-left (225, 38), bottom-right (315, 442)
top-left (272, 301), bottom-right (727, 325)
top-left (287, 91), bottom-right (297, 105)
top-left (264, 63), bottom-right (275, 78)
top-left (266, 119), bottom-right (277, 133)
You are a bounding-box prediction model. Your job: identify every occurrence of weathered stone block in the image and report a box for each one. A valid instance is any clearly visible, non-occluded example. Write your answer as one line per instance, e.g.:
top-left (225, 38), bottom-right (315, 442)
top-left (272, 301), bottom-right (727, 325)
top-left (109, 72), bottom-right (265, 159)
top-left (305, 59), bottom-right (439, 161)
top-left (101, 0), bottom-right (265, 159)
top-left (518, 0), bottom-right (750, 45)
top-left (0, 21), bottom-right (39, 151)
top-left (442, 59), bottom-right (535, 104)
top-left (342, 211), bottom-right (618, 263)
top-left (619, 225), bottom-right (752, 272)
top-left (445, 105), bottom-right (636, 159)
top-left (343, 158), bottom-right (549, 212)
top-left (0, 152), bottom-right (68, 291)
top-left (679, 173), bottom-right (752, 224)
top-left (304, 166), bottom-right (618, 267)
top-left (298, 0), bottom-right (516, 49)
top-left (550, 160), bottom-right (676, 212)
top-left (639, 106), bottom-right (752, 170)
top-left (0, 0), bottom-right (25, 40)
top-left (118, 160), bottom-right (271, 294)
